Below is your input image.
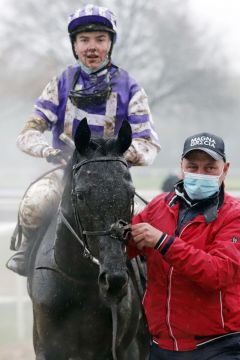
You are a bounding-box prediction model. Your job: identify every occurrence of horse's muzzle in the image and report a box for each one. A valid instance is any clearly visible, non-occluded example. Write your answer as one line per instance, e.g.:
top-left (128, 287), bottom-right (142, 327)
top-left (98, 269), bottom-right (129, 304)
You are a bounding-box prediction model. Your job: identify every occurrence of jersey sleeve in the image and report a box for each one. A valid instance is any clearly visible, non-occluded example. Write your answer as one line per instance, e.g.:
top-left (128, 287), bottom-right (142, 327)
top-left (16, 76), bottom-right (60, 158)
top-left (124, 88), bottom-right (161, 166)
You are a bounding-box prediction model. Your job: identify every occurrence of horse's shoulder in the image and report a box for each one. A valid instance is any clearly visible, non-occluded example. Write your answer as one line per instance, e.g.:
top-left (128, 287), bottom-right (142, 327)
top-left (31, 215), bottom-right (59, 272)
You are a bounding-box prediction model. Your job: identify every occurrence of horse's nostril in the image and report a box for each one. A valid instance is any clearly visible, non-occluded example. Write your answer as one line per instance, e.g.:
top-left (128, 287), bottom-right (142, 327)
top-left (98, 271), bottom-right (128, 294)
top-left (98, 271), bottom-right (110, 290)
top-left (109, 273), bottom-right (128, 291)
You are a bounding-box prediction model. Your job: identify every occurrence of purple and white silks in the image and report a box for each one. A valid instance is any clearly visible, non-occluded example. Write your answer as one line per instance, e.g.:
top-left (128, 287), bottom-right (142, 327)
top-left (17, 64), bottom-right (160, 166)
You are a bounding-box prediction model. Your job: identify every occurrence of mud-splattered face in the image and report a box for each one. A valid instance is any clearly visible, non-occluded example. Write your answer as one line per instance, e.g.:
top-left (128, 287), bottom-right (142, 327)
top-left (71, 119), bottom-right (134, 304)
top-left (74, 31), bottom-right (111, 70)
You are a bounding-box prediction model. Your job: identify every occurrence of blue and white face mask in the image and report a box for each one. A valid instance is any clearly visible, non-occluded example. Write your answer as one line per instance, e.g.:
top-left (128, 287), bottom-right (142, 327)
top-left (183, 170), bottom-right (223, 200)
top-left (78, 55), bottom-right (110, 75)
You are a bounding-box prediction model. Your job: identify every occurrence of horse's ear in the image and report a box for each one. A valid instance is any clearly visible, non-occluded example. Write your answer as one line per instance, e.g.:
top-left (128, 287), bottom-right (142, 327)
top-left (116, 120), bottom-right (132, 154)
top-left (74, 118), bottom-right (91, 154)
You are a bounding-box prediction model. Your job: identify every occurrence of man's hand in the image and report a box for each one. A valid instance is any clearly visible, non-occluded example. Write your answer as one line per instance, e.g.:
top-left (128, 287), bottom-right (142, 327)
top-left (131, 223), bottom-right (163, 250)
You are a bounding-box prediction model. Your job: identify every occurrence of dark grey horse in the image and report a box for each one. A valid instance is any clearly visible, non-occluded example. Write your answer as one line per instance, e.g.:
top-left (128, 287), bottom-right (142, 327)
top-left (27, 119), bottom-right (149, 359)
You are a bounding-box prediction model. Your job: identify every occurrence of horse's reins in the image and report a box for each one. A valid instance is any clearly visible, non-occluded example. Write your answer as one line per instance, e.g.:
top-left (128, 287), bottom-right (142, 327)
top-left (69, 156), bottom-right (134, 263)
top-left (56, 154), bottom-right (148, 360)
top-left (61, 156), bottom-right (134, 360)
top-left (60, 154), bottom-right (148, 268)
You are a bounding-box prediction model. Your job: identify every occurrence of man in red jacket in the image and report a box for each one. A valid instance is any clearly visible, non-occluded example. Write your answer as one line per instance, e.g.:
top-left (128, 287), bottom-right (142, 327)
top-left (130, 132), bottom-right (240, 359)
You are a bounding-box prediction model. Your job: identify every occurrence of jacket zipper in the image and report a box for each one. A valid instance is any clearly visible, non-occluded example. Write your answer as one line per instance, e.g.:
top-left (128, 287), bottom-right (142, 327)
top-left (165, 220), bottom-right (195, 350)
top-left (219, 290), bottom-right (225, 328)
top-left (179, 221), bottom-right (194, 237)
top-left (179, 222), bottom-right (225, 336)
top-left (166, 267), bottom-right (179, 350)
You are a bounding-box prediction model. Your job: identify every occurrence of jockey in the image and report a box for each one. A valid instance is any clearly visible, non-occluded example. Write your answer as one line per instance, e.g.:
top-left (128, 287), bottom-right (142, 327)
top-left (7, 4), bottom-right (160, 276)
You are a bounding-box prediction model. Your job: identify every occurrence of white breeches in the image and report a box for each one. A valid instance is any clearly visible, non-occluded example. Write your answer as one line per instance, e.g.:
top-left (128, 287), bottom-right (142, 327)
top-left (19, 171), bottom-right (63, 229)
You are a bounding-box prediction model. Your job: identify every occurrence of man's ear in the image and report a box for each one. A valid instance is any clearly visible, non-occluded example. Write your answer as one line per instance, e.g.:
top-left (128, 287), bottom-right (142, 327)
top-left (223, 162), bottom-right (230, 179)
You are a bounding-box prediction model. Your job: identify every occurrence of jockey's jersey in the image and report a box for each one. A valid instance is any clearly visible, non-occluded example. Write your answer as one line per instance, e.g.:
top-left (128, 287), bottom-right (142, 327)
top-left (22, 63), bottom-right (161, 166)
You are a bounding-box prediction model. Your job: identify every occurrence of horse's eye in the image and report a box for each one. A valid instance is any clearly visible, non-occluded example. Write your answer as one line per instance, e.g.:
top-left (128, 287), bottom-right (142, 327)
top-left (123, 172), bottom-right (132, 182)
top-left (76, 191), bottom-right (84, 201)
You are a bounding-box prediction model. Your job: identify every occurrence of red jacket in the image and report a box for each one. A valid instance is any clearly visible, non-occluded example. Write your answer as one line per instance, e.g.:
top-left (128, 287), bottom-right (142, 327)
top-left (129, 191), bottom-right (240, 351)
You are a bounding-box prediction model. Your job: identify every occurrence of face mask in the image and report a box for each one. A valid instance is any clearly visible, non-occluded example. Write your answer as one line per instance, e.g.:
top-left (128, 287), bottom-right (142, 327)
top-left (77, 55), bottom-right (110, 75)
top-left (183, 170), bottom-right (223, 200)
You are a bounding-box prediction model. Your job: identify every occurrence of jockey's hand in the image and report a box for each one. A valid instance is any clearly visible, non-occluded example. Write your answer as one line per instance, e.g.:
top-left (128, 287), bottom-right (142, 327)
top-left (131, 223), bottom-right (163, 250)
top-left (45, 148), bottom-right (67, 166)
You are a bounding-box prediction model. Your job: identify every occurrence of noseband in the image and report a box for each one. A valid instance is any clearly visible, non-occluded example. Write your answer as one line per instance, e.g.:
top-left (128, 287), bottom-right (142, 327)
top-left (60, 156), bottom-right (134, 266)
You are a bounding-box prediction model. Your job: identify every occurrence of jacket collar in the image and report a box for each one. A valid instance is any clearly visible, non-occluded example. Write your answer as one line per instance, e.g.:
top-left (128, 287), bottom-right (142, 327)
top-left (166, 180), bottom-right (225, 224)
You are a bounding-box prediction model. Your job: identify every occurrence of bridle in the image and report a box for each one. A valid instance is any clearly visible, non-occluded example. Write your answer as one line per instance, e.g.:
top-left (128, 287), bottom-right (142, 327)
top-left (60, 156), bottom-right (134, 266)
top-left (59, 155), bottom-right (135, 360)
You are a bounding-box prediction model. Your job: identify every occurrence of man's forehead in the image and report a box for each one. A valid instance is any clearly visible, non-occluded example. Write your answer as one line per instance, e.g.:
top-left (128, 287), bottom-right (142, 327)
top-left (183, 150), bottom-right (218, 162)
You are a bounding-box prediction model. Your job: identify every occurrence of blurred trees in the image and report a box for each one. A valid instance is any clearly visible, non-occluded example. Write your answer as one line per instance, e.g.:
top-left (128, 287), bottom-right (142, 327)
top-left (1, 0), bottom-right (234, 104)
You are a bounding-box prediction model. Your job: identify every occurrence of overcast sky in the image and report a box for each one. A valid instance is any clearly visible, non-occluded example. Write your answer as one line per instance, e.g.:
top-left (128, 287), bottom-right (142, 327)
top-left (188, 0), bottom-right (240, 73)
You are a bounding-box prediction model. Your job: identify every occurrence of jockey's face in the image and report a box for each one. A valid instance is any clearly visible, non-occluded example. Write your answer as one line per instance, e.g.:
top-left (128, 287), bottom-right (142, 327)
top-left (74, 31), bottom-right (111, 70)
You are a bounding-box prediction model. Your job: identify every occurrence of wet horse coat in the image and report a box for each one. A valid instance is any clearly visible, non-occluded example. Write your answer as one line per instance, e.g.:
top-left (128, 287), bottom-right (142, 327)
top-left (27, 119), bottom-right (149, 360)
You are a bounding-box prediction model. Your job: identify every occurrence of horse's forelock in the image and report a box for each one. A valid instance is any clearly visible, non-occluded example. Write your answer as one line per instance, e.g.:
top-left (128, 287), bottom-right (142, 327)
top-left (89, 138), bottom-right (119, 157)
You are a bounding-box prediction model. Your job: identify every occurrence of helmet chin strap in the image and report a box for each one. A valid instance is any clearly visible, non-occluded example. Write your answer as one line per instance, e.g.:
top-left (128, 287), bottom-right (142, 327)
top-left (78, 55), bottom-right (110, 75)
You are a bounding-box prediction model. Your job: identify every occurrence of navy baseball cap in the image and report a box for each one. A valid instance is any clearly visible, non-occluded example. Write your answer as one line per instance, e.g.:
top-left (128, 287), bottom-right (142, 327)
top-left (182, 132), bottom-right (226, 161)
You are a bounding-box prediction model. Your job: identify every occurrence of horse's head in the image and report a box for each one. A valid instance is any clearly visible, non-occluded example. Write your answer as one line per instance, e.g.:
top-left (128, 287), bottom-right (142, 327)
top-left (70, 119), bottom-right (135, 304)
